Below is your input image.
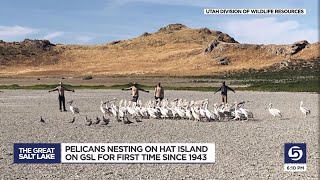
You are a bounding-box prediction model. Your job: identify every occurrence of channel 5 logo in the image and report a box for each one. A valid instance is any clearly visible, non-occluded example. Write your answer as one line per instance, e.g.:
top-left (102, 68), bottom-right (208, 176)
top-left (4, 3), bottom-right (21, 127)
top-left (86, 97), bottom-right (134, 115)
top-left (284, 143), bottom-right (306, 164)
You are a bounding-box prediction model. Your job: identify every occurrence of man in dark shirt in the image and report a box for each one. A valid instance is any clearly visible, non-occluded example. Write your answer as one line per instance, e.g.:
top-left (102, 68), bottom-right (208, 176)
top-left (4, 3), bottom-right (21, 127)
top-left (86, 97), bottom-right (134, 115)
top-left (122, 82), bottom-right (149, 103)
top-left (49, 82), bottom-right (75, 111)
top-left (214, 81), bottom-right (235, 103)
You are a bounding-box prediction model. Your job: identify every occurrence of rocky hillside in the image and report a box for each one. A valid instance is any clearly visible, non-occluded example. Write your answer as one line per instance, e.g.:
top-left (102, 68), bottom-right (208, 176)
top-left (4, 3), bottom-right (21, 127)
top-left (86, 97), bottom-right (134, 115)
top-left (0, 24), bottom-right (318, 77)
top-left (0, 39), bottom-right (63, 66)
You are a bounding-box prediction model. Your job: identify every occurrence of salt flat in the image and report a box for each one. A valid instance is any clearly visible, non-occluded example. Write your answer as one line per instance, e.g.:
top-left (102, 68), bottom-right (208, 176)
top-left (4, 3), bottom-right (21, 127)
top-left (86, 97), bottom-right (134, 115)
top-left (0, 90), bottom-right (318, 179)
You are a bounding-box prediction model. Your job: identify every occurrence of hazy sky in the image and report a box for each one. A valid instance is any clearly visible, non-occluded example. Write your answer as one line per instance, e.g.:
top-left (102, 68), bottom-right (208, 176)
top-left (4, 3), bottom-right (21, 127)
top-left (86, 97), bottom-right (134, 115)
top-left (0, 0), bottom-right (318, 44)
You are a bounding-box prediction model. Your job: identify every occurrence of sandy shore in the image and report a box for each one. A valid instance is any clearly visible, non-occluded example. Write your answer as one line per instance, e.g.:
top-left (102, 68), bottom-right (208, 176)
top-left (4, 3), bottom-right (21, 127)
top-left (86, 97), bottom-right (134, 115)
top-left (0, 90), bottom-right (318, 179)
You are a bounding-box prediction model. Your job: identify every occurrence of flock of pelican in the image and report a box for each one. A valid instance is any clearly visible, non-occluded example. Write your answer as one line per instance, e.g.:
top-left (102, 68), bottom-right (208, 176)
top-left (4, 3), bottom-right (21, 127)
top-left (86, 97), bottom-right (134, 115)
top-left (64, 98), bottom-right (311, 126)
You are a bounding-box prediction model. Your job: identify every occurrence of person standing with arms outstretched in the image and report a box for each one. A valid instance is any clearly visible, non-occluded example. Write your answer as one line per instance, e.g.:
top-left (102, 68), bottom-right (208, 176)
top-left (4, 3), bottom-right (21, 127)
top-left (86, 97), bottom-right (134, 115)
top-left (122, 82), bottom-right (149, 103)
top-left (214, 81), bottom-right (235, 103)
top-left (49, 82), bottom-right (75, 112)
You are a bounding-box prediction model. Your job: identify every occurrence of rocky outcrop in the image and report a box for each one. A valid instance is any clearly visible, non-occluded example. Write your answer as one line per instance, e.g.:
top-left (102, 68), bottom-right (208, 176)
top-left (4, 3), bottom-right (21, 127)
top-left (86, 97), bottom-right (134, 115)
top-left (21, 39), bottom-right (55, 49)
top-left (199, 28), bottom-right (238, 46)
top-left (204, 40), bottom-right (220, 52)
top-left (158, 23), bottom-right (187, 32)
top-left (0, 39), bottom-right (60, 66)
top-left (110, 40), bottom-right (122, 45)
top-left (204, 40), bottom-right (311, 56)
top-left (288, 40), bottom-right (309, 55)
top-left (215, 56), bottom-right (230, 65)
top-left (140, 32), bottom-right (151, 37)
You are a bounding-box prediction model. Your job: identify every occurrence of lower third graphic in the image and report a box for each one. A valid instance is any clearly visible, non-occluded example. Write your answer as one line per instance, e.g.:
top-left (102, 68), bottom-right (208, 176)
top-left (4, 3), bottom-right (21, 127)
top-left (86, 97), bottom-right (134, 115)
top-left (284, 143), bottom-right (306, 171)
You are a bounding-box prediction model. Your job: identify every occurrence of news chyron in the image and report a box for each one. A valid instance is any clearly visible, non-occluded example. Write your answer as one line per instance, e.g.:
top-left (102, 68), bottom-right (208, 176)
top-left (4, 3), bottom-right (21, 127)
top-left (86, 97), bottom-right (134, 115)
top-left (284, 143), bottom-right (307, 172)
top-left (13, 143), bottom-right (215, 164)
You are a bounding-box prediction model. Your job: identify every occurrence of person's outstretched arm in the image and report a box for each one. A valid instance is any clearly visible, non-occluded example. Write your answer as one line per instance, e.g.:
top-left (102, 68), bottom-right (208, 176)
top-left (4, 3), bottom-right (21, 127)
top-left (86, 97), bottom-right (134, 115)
top-left (139, 87), bottom-right (149, 93)
top-left (214, 87), bottom-right (222, 94)
top-left (48, 87), bottom-right (58, 92)
top-left (122, 87), bottom-right (132, 91)
top-left (65, 87), bottom-right (75, 92)
top-left (227, 86), bottom-right (235, 93)
top-left (64, 87), bottom-right (74, 92)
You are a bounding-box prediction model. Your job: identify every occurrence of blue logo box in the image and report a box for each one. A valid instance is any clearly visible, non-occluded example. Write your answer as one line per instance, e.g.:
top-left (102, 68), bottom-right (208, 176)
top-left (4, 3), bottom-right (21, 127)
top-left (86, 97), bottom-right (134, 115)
top-left (284, 143), bottom-right (306, 164)
top-left (14, 143), bottom-right (61, 163)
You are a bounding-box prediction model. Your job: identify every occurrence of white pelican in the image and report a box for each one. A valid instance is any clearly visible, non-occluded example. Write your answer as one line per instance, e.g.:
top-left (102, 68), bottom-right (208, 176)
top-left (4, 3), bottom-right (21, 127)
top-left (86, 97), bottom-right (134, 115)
top-left (237, 102), bottom-right (253, 120)
top-left (191, 106), bottom-right (201, 121)
top-left (232, 102), bottom-right (241, 121)
top-left (203, 101), bottom-right (216, 121)
top-left (268, 103), bottom-right (282, 118)
top-left (239, 107), bottom-right (254, 120)
top-left (100, 101), bottom-right (111, 117)
top-left (68, 100), bottom-right (79, 115)
top-left (174, 106), bottom-right (186, 119)
top-left (299, 101), bottom-right (311, 118)
top-left (213, 104), bottom-right (224, 121)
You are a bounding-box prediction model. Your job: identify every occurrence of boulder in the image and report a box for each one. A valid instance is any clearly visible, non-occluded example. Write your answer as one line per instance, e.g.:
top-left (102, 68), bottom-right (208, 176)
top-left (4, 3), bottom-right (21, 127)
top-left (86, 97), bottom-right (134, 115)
top-left (288, 40), bottom-right (309, 55)
top-left (140, 32), bottom-right (151, 37)
top-left (158, 23), bottom-right (187, 32)
top-left (197, 28), bottom-right (212, 34)
top-left (204, 40), bottom-right (219, 53)
top-left (216, 57), bottom-right (230, 65)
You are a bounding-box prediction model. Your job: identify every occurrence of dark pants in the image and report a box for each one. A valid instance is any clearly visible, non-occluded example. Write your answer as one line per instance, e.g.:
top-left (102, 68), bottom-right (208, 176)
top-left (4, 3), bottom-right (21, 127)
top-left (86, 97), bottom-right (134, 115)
top-left (59, 95), bottom-right (66, 111)
top-left (222, 95), bottom-right (227, 103)
top-left (131, 95), bottom-right (139, 103)
top-left (155, 97), bottom-right (163, 102)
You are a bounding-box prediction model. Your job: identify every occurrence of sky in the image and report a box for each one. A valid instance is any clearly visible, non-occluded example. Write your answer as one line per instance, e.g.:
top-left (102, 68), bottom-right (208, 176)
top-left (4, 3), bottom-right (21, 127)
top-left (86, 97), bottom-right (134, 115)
top-left (0, 0), bottom-right (318, 45)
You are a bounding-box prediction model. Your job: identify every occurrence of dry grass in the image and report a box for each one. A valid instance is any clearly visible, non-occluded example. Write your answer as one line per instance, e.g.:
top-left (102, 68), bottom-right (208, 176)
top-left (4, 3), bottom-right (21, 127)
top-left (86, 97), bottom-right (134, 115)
top-left (0, 25), bottom-right (318, 77)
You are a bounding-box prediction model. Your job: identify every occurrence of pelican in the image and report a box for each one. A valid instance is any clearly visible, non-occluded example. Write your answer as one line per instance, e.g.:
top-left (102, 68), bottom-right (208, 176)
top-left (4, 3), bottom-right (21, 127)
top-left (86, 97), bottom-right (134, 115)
top-left (299, 101), bottom-right (311, 118)
top-left (93, 116), bottom-right (101, 124)
top-left (69, 117), bottom-right (75, 123)
top-left (85, 116), bottom-right (92, 126)
top-left (268, 103), bottom-right (282, 118)
top-left (237, 102), bottom-right (253, 120)
top-left (102, 116), bottom-right (110, 125)
top-left (232, 102), bottom-right (241, 121)
top-left (123, 118), bottom-right (133, 124)
top-left (239, 107), bottom-right (254, 120)
top-left (199, 106), bottom-right (207, 120)
top-left (40, 116), bottom-right (45, 123)
top-left (67, 100), bottom-right (79, 115)
top-left (204, 104), bottom-right (217, 121)
top-left (191, 106), bottom-right (201, 121)
top-left (174, 106), bottom-right (185, 119)
top-left (213, 104), bottom-right (224, 121)
top-left (185, 107), bottom-right (193, 120)
top-left (100, 101), bottom-right (111, 117)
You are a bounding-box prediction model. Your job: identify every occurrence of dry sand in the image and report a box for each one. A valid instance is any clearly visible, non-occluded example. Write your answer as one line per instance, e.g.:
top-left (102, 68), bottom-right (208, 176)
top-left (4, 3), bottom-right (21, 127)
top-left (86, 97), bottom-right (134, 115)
top-left (0, 90), bottom-right (318, 179)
